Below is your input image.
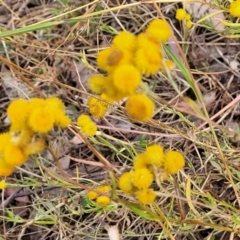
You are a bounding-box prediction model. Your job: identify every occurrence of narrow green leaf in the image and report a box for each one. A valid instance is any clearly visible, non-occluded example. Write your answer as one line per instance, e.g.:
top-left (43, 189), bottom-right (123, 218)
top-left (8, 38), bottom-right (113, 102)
top-left (0, 19), bottom-right (79, 38)
top-left (163, 45), bottom-right (196, 96)
top-left (125, 202), bottom-right (157, 221)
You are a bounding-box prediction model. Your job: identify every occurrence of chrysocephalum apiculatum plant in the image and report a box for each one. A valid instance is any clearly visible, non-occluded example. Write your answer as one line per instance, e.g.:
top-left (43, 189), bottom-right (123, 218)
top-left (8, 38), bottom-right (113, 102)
top-left (0, 18), bottom-right (186, 224)
top-left (119, 144), bottom-right (185, 205)
top-left (0, 97), bottom-right (98, 178)
top-left (175, 8), bottom-right (193, 29)
top-left (87, 185), bottom-right (111, 207)
top-left (84, 18), bottom-right (186, 207)
top-left (0, 97), bottom-right (71, 177)
top-left (87, 18), bottom-right (175, 122)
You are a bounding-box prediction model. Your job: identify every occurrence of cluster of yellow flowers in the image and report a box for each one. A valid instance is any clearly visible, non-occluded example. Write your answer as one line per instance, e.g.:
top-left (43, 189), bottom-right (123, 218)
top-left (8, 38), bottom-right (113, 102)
top-left (0, 97), bottom-right (71, 177)
top-left (175, 8), bottom-right (192, 29)
top-left (118, 144), bottom-right (185, 205)
top-left (87, 185), bottom-right (111, 207)
top-left (88, 19), bottom-right (173, 122)
top-left (77, 114), bottom-right (97, 136)
top-left (229, 0), bottom-right (240, 17)
top-left (176, 2), bottom-right (240, 27)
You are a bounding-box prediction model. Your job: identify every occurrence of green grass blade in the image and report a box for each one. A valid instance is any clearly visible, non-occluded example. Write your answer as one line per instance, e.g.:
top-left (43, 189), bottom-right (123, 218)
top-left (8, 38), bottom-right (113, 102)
top-left (0, 19), bottom-right (80, 38)
top-left (164, 45), bottom-right (196, 96)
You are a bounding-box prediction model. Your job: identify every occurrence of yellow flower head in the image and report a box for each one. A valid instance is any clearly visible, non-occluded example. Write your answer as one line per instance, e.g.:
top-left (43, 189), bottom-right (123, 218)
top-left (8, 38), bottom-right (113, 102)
top-left (7, 99), bottom-right (29, 128)
top-left (88, 74), bottom-right (107, 94)
top-left (229, 0), bottom-right (240, 17)
top-left (136, 33), bottom-right (160, 50)
top-left (133, 153), bottom-right (148, 170)
top-left (97, 47), bottom-right (133, 72)
top-left (125, 94), bottom-right (155, 122)
top-left (100, 93), bottom-right (114, 104)
top-left (97, 75), bottom-right (126, 101)
top-left (102, 83), bottom-right (127, 102)
top-left (132, 168), bottom-right (153, 189)
top-left (0, 158), bottom-right (14, 177)
top-left (54, 113), bottom-right (71, 128)
top-left (145, 19), bottom-right (172, 43)
top-left (23, 138), bottom-right (45, 156)
top-left (0, 180), bottom-right (6, 190)
top-left (119, 171), bottom-right (134, 193)
top-left (0, 132), bottom-right (11, 153)
top-left (77, 114), bottom-right (97, 136)
top-left (9, 126), bottom-right (33, 147)
top-left (28, 107), bottom-right (55, 133)
top-left (45, 98), bottom-right (71, 128)
top-left (113, 64), bottom-right (142, 95)
top-left (186, 20), bottom-right (193, 29)
top-left (135, 188), bottom-right (156, 204)
top-left (87, 185), bottom-right (111, 201)
top-left (145, 144), bottom-right (164, 166)
top-left (135, 46), bottom-right (162, 76)
top-left (87, 190), bottom-right (99, 200)
top-left (4, 143), bottom-right (27, 166)
top-left (46, 97), bottom-right (65, 112)
top-left (164, 150), bottom-right (185, 174)
top-left (163, 59), bottom-right (175, 72)
top-left (175, 8), bottom-right (187, 20)
top-left (96, 196), bottom-right (111, 207)
top-left (112, 31), bottom-right (137, 52)
top-left (96, 185), bottom-right (111, 193)
top-left (28, 98), bottom-right (46, 113)
top-left (185, 13), bottom-right (191, 21)
top-left (87, 96), bottom-right (108, 118)
top-left (77, 114), bottom-right (92, 127)
top-left (81, 122), bottom-right (97, 136)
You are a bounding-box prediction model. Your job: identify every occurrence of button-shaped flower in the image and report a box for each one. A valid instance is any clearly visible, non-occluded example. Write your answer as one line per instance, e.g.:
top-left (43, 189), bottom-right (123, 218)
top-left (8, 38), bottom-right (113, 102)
top-left (97, 47), bottom-right (133, 72)
top-left (145, 19), bottom-right (172, 43)
top-left (0, 158), bottom-right (14, 177)
top-left (144, 144), bottom-right (164, 166)
top-left (4, 143), bottom-right (27, 166)
top-left (125, 94), bottom-right (155, 122)
top-left (135, 188), bottom-right (156, 205)
top-left (113, 31), bottom-right (137, 52)
top-left (134, 46), bottom-right (162, 76)
top-left (132, 168), bottom-right (153, 189)
top-left (164, 150), bottom-right (185, 174)
top-left (113, 64), bottom-right (142, 95)
top-left (119, 171), bottom-right (134, 193)
top-left (96, 196), bottom-right (111, 207)
top-left (28, 107), bottom-right (55, 133)
top-left (87, 96), bottom-right (108, 118)
top-left (229, 0), bottom-right (240, 17)
top-left (175, 8), bottom-right (187, 20)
